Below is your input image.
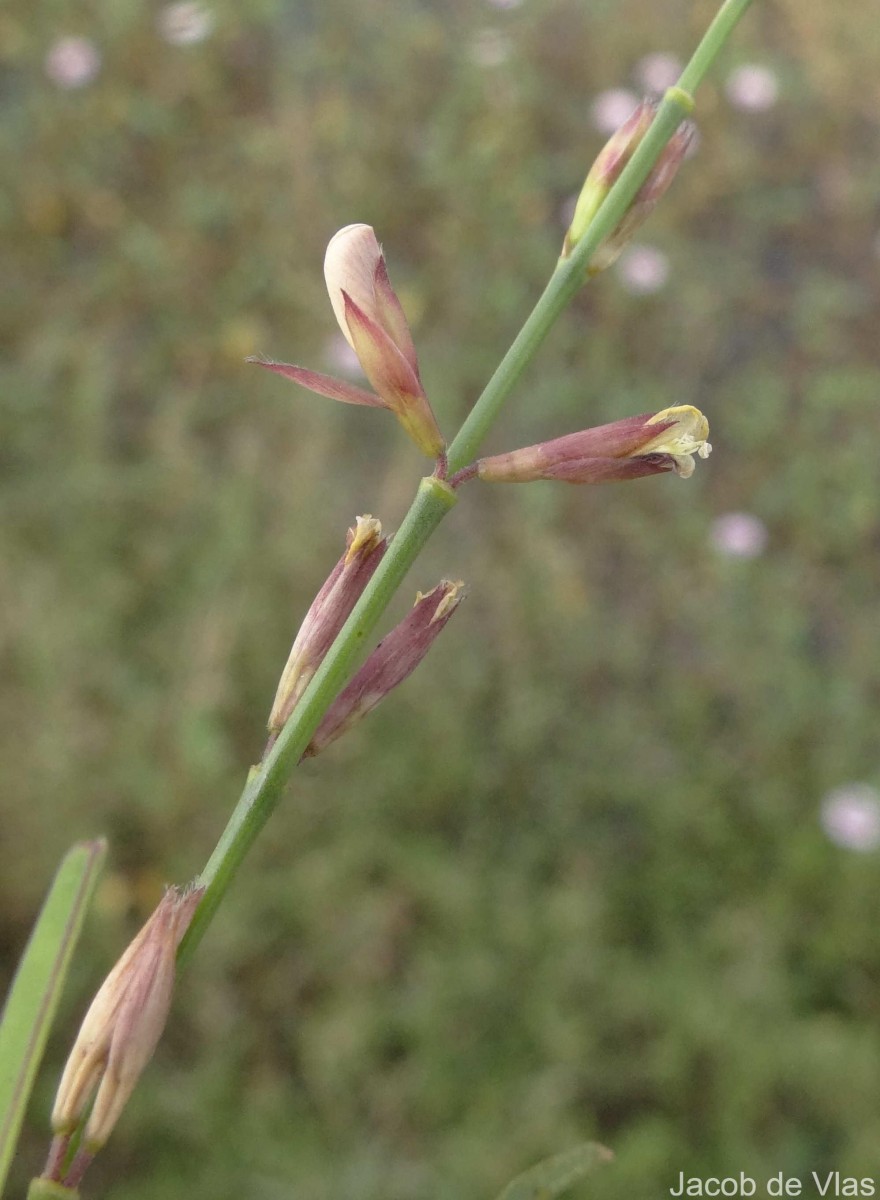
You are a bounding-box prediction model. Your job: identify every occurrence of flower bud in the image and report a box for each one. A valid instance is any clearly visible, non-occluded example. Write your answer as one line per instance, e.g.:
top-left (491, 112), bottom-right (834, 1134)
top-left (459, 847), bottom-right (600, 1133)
top-left (269, 516), bottom-right (387, 736)
top-left (51, 886), bottom-right (202, 1156)
top-left (305, 580), bottom-right (464, 757)
top-left (250, 225), bottom-right (445, 459)
top-left (562, 99), bottom-right (695, 273)
top-left (563, 101), bottom-right (656, 257)
top-left (477, 405), bottom-right (711, 484)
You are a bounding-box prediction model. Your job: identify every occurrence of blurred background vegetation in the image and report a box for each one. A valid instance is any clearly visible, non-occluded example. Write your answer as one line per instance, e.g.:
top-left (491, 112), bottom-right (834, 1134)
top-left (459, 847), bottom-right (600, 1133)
top-left (3, 0), bottom-right (880, 1196)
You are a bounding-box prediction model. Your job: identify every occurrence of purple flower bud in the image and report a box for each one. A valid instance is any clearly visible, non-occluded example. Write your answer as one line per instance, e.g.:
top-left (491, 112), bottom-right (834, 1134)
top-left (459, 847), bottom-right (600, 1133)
top-left (305, 580), bottom-right (464, 757)
top-left (250, 226), bottom-right (445, 459)
top-left (269, 516), bottom-right (387, 735)
top-left (562, 100), bottom-right (695, 272)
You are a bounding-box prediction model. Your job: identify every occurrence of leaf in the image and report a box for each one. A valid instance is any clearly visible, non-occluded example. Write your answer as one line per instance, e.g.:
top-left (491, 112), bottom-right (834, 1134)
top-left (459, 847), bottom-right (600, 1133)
top-left (495, 1142), bottom-right (614, 1200)
top-left (0, 840), bottom-right (107, 1194)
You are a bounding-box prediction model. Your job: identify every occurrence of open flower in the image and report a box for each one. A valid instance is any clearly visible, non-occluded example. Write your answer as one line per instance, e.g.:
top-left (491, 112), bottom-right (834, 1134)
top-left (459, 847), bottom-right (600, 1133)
top-left (249, 225), bottom-right (444, 459)
top-left (476, 405), bottom-right (711, 484)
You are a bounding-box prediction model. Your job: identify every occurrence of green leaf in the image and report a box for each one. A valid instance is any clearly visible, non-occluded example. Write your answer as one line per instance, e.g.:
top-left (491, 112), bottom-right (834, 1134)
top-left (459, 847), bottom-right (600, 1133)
top-left (495, 1142), bottom-right (614, 1200)
top-left (0, 840), bottom-right (107, 1194)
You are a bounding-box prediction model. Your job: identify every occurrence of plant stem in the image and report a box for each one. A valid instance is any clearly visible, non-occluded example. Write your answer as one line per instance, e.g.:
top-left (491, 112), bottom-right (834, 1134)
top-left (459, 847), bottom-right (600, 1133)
top-left (678, 0), bottom-right (756, 95)
top-left (177, 0), bottom-right (755, 967)
top-left (448, 2), bottom-right (757, 471)
top-left (177, 476), bottom-right (457, 963)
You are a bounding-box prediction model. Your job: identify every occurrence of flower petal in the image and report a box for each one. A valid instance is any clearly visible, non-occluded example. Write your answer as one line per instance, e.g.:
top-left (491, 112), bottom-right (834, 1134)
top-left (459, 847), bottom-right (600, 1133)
top-left (543, 453), bottom-right (678, 483)
top-left (373, 255), bottom-right (421, 378)
top-left (323, 224), bottom-right (383, 351)
top-left (247, 358), bottom-right (385, 408)
top-left (268, 517), bottom-right (387, 735)
top-left (342, 293), bottom-right (424, 403)
top-left (305, 580), bottom-right (464, 757)
top-left (480, 451), bottom-right (676, 484)
top-left (344, 293), bottom-right (444, 456)
top-left (641, 405), bottom-right (711, 460)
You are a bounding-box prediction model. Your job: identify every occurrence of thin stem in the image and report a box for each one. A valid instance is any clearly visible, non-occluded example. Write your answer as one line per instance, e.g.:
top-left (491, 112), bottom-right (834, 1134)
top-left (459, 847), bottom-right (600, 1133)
top-left (678, 0), bottom-right (756, 94)
top-left (177, 476), bottom-right (458, 963)
top-left (176, 0), bottom-right (756, 967)
top-left (446, 92), bottom-right (694, 473)
top-left (447, 0), bottom-right (754, 474)
top-left (448, 463), bottom-right (479, 489)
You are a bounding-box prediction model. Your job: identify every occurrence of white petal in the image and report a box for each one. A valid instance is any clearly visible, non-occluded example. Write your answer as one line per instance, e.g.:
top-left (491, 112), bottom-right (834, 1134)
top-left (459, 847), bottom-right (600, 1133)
top-left (323, 224), bottom-right (381, 349)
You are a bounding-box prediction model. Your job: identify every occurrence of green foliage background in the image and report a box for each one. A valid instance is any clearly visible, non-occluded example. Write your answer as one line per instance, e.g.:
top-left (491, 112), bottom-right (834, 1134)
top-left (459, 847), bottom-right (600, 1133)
top-left (3, 0), bottom-right (880, 1195)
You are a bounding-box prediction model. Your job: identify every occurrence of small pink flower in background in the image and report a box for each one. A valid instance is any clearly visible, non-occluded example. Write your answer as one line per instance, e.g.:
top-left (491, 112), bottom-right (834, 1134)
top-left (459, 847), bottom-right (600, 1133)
top-left (158, 2), bottom-right (214, 46)
top-left (634, 52), bottom-right (682, 94)
top-left (590, 88), bottom-right (640, 136)
top-left (44, 37), bottom-right (101, 89)
top-left (485, 0), bottom-right (524, 9)
top-left (710, 512), bottom-right (768, 559)
top-left (470, 29), bottom-right (512, 67)
top-left (821, 785), bottom-right (880, 853)
top-left (725, 64), bottom-right (779, 111)
top-left (616, 244), bottom-right (670, 294)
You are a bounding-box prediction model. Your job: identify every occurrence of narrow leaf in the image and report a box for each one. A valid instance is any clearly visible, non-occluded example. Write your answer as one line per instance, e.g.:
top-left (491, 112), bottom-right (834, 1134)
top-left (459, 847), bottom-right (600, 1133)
top-left (495, 1142), bottom-right (614, 1200)
top-left (0, 840), bottom-right (107, 1193)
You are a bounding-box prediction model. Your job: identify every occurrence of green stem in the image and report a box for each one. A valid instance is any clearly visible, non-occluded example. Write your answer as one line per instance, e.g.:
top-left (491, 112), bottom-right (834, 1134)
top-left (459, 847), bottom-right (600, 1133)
top-left (678, 0), bottom-right (756, 94)
top-left (448, 0), bottom-right (755, 473)
top-left (445, 92), bottom-right (694, 472)
top-left (177, 476), bottom-right (457, 963)
top-left (177, 0), bottom-right (755, 966)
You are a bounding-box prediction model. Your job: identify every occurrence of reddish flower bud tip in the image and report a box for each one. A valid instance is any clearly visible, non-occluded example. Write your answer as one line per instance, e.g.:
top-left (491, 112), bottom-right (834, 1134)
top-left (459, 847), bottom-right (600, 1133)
top-left (269, 516), bottom-right (387, 734)
top-left (305, 579), bottom-right (465, 757)
top-left (562, 101), bottom-right (695, 272)
top-left (563, 100), bottom-right (656, 257)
